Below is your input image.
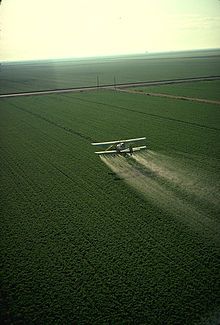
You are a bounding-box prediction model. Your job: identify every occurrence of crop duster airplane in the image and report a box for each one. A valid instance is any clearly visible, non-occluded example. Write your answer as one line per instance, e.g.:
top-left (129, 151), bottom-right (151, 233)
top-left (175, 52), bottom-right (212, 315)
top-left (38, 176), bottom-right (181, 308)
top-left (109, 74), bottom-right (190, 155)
top-left (91, 137), bottom-right (146, 156)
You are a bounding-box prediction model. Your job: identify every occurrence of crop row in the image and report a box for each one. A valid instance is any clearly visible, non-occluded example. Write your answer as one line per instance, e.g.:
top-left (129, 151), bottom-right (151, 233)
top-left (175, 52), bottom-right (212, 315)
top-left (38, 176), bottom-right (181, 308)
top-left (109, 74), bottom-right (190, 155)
top-left (1, 89), bottom-right (220, 324)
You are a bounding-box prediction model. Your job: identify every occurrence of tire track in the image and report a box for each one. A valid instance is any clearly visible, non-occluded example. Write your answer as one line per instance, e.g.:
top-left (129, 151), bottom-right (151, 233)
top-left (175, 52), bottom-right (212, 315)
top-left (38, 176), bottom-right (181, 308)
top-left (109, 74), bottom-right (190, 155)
top-left (71, 96), bottom-right (220, 132)
top-left (7, 101), bottom-right (94, 142)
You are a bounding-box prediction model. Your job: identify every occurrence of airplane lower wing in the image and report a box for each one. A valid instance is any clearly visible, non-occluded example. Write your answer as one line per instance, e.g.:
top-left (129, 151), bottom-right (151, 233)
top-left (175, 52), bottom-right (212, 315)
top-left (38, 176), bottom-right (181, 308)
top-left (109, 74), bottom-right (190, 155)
top-left (95, 145), bottom-right (147, 155)
top-left (132, 145), bottom-right (147, 152)
top-left (92, 137), bottom-right (146, 146)
top-left (95, 150), bottom-right (118, 155)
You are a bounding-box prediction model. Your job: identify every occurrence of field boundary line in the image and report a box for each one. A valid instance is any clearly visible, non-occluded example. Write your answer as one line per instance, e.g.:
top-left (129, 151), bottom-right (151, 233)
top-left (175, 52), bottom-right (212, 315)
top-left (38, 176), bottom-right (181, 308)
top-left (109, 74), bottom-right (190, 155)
top-left (0, 76), bottom-right (220, 98)
top-left (116, 88), bottom-right (220, 105)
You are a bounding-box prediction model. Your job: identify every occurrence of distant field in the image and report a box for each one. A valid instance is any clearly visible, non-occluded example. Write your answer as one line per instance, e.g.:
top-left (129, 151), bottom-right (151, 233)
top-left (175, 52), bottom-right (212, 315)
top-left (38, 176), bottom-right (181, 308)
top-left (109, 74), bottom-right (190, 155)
top-left (1, 86), bottom-right (220, 324)
top-left (132, 80), bottom-right (220, 101)
top-left (1, 49), bottom-right (220, 94)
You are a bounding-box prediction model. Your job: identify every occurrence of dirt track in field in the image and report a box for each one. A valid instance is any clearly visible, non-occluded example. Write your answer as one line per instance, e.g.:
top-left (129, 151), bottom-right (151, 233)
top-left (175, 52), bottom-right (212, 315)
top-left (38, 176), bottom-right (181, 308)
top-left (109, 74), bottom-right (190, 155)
top-left (116, 88), bottom-right (220, 105)
top-left (101, 151), bottom-right (220, 242)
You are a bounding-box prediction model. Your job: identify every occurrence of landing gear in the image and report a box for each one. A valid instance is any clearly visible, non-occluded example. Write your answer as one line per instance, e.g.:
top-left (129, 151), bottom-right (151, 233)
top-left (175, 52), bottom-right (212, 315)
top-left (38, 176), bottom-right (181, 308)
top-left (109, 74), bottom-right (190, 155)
top-left (129, 145), bottom-right (133, 155)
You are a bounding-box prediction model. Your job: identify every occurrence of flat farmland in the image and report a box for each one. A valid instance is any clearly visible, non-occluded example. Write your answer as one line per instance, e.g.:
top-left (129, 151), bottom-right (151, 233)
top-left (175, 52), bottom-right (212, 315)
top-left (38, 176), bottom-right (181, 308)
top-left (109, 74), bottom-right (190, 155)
top-left (1, 85), bottom-right (220, 324)
top-left (1, 49), bottom-right (220, 94)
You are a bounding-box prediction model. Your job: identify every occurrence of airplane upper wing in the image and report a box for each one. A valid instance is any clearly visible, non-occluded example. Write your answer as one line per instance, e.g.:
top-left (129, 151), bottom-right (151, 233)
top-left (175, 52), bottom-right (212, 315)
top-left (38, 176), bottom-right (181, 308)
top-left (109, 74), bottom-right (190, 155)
top-left (92, 137), bottom-right (146, 146)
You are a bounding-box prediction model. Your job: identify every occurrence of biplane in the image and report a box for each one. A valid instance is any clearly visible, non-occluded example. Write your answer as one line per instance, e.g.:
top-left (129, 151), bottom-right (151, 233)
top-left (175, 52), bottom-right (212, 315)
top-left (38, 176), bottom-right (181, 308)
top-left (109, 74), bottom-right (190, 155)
top-left (91, 137), bottom-right (146, 156)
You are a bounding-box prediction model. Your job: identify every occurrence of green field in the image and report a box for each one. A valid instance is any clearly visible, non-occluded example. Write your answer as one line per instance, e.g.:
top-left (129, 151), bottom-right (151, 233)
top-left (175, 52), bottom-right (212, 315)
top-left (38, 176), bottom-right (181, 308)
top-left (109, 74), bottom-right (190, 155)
top-left (1, 49), bottom-right (220, 94)
top-left (1, 80), bottom-right (220, 324)
top-left (133, 80), bottom-right (220, 101)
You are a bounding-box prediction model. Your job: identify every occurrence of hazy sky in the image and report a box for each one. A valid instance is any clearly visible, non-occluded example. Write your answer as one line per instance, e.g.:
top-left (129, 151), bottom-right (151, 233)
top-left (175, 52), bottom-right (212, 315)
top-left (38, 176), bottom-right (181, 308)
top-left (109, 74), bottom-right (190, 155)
top-left (0, 0), bottom-right (220, 61)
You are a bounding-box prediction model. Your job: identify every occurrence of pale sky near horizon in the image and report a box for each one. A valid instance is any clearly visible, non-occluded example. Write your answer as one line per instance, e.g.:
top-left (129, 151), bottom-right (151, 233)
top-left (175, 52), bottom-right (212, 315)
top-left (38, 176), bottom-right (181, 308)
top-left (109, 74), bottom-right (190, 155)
top-left (0, 0), bottom-right (220, 61)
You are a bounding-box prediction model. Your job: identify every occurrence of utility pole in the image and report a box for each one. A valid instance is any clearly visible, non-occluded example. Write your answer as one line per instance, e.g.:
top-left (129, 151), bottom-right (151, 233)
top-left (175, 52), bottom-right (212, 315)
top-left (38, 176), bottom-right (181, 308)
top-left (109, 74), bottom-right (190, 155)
top-left (114, 76), bottom-right (116, 90)
top-left (96, 75), bottom-right (99, 88)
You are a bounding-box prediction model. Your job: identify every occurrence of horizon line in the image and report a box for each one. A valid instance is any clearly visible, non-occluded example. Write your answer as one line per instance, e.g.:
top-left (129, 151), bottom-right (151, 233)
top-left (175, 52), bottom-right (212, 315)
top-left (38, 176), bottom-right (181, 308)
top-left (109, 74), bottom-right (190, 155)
top-left (1, 47), bottom-right (220, 64)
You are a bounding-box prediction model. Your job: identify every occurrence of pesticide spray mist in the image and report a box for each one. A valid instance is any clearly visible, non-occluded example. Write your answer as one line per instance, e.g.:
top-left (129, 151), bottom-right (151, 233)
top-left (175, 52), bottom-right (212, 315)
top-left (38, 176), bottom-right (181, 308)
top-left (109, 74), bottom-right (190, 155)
top-left (100, 150), bottom-right (220, 242)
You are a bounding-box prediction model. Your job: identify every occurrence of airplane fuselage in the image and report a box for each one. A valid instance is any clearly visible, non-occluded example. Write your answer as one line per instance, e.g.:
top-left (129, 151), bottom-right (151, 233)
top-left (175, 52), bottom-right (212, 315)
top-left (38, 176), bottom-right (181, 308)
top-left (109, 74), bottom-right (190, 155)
top-left (116, 142), bottom-right (126, 152)
top-left (116, 142), bottom-right (133, 155)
